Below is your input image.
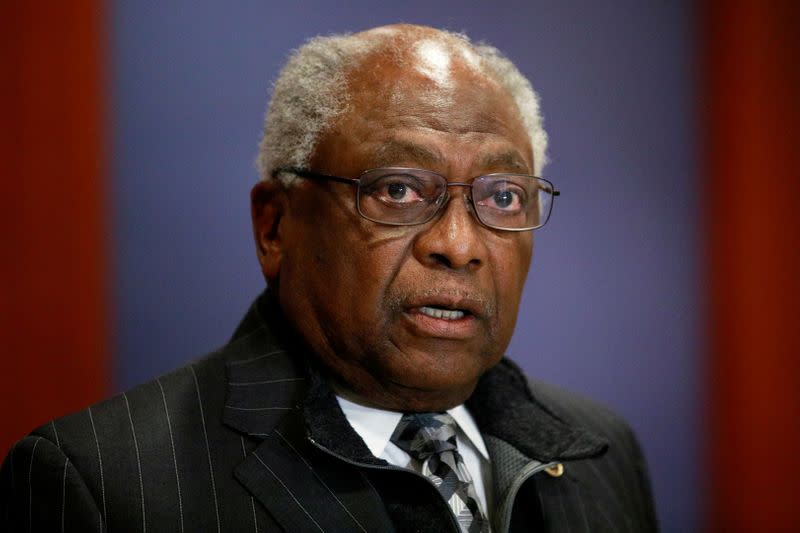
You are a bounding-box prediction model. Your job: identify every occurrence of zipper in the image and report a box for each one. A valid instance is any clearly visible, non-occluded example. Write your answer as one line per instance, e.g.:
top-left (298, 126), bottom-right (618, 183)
top-left (496, 460), bottom-right (561, 533)
top-left (308, 437), bottom-right (463, 533)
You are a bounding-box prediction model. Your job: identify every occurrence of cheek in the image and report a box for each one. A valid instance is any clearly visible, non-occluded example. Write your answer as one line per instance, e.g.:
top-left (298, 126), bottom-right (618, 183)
top-left (492, 238), bottom-right (533, 314)
top-left (295, 222), bottom-right (411, 320)
top-left (350, 225), bottom-right (416, 285)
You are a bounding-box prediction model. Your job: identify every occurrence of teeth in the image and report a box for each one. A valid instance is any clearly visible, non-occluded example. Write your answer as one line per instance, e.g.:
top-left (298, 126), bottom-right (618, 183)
top-left (419, 306), bottom-right (465, 320)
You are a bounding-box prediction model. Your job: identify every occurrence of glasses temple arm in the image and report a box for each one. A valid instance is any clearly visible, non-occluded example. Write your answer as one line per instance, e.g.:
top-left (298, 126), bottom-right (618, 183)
top-left (272, 167), bottom-right (359, 185)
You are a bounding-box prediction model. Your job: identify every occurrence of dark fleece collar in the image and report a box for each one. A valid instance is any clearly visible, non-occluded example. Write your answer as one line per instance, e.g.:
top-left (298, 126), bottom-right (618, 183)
top-left (302, 357), bottom-right (390, 466)
top-left (467, 359), bottom-right (607, 461)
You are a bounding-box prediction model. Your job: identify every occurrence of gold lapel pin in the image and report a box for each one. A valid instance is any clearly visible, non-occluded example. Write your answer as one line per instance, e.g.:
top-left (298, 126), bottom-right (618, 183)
top-left (544, 463), bottom-right (564, 477)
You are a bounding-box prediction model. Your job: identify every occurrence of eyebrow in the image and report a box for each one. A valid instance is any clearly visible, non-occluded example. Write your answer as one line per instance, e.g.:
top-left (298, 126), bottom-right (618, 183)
top-left (373, 141), bottom-right (444, 167)
top-left (372, 141), bottom-right (530, 175)
top-left (477, 151), bottom-right (531, 175)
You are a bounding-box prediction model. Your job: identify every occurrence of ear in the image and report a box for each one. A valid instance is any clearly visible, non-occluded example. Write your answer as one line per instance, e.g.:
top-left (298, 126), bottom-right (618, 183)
top-left (251, 179), bottom-right (287, 283)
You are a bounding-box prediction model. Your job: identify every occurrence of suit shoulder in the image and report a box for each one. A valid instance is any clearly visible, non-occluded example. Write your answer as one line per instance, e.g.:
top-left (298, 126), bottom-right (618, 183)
top-left (22, 321), bottom-right (276, 456)
top-left (19, 346), bottom-right (233, 475)
top-left (4, 348), bottom-right (244, 532)
top-left (1, 435), bottom-right (102, 531)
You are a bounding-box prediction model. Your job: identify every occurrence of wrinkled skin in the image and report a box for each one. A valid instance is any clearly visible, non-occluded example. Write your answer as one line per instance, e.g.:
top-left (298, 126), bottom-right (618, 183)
top-left (252, 29), bottom-right (534, 411)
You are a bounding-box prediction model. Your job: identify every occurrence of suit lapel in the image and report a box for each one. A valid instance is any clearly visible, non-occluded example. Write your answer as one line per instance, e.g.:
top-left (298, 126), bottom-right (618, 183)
top-left (235, 413), bottom-right (394, 533)
top-left (222, 295), bottom-right (395, 532)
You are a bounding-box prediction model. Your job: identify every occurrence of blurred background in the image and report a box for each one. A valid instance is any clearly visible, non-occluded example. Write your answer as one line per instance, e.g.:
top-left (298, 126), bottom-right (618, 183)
top-left (2, 2), bottom-right (798, 531)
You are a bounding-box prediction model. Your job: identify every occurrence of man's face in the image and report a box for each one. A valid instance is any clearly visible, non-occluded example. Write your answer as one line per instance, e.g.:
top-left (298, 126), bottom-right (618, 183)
top-left (261, 47), bottom-right (534, 411)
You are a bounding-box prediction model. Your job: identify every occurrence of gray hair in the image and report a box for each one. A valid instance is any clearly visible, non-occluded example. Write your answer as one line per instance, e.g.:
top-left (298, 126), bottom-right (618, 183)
top-left (256, 26), bottom-right (548, 184)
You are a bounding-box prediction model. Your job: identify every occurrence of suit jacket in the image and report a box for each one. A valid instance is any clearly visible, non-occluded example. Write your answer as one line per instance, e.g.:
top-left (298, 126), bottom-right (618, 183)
top-left (1, 293), bottom-right (658, 532)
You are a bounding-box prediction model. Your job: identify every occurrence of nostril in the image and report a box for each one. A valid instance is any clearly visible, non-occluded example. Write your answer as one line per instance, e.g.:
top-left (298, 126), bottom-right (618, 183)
top-left (430, 253), bottom-right (452, 268)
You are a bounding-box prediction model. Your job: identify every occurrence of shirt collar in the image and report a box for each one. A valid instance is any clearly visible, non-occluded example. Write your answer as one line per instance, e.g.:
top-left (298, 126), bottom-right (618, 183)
top-left (335, 395), bottom-right (490, 460)
top-left (449, 404), bottom-right (490, 459)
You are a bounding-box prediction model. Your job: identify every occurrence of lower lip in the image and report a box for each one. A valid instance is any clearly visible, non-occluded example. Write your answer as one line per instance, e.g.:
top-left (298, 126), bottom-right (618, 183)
top-left (403, 308), bottom-right (479, 339)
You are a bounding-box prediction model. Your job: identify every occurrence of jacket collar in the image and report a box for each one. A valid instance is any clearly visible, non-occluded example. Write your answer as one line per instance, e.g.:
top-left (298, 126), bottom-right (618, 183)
top-left (467, 358), bottom-right (608, 462)
top-left (220, 293), bottom-right (308, 437)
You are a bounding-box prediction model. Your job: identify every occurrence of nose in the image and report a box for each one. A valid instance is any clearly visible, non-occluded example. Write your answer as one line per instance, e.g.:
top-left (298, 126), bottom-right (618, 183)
top-left (412, 190), bottom-right (488, 271)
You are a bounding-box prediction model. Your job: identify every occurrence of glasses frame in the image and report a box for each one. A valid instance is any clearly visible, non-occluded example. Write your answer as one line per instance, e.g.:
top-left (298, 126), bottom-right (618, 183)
top-left (272, 166), bottom-right (560, 232)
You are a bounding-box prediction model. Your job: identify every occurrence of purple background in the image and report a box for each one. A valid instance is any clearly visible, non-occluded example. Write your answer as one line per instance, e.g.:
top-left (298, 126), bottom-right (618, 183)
top-left (111, 2), bottom-right (699, 531)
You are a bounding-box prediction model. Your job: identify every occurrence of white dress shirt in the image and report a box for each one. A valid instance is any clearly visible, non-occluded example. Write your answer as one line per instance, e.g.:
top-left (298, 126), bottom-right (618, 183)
top-left (336, 395), bottom-right (493, 518)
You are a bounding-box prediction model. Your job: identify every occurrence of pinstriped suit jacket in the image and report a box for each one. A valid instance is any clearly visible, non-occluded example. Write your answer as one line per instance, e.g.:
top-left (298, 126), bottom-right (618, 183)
top-left (1, 294), bottom-right (658, 532)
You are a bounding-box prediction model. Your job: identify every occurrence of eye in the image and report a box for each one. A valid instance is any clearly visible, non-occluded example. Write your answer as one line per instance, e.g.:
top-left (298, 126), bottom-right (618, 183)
top-left (387, 182), bottom-right (412, 201)
top-left (492, 189), bottom-right (516, 209)
top-left (368, 175), bottom-right (427, 205)
top-left (477, 181), bottom-right (526, 212)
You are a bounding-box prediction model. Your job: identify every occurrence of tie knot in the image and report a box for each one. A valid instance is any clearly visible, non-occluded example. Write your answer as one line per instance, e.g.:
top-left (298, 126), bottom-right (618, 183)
top-left (390, 412), bottom-right (458, 461)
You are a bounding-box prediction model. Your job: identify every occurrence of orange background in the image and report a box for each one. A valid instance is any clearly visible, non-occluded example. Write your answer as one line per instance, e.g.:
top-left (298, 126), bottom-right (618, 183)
top-left (704, 1), bottom-right (800, 530)
top-left (1, 3), bottom-right (110, 457)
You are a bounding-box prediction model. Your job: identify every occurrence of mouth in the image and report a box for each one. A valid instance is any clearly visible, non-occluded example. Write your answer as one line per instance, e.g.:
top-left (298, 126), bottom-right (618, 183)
top-left (401, 295), bottom-right (484, 339)
top-left (403, 293), bottom-right (484, 319)
top-left (417, 305), bottom-right (468, 320)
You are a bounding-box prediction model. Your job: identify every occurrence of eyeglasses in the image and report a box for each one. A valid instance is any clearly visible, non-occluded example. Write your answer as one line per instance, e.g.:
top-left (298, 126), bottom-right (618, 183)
top-left (272, 167), bottom-right (560, 231)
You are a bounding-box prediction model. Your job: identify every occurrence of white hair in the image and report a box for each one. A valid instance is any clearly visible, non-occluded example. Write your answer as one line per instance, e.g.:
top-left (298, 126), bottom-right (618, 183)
top-left (256, 26), bottom-right (548, 184)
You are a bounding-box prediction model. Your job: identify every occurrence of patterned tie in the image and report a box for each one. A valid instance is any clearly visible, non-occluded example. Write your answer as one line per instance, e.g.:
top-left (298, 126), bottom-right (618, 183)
top-left (390, 412), bottom-right (489, 533)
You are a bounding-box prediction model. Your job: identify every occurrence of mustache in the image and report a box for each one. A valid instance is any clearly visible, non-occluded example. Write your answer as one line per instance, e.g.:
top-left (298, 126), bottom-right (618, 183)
top-left (384, 287), bottom-right (497, 318)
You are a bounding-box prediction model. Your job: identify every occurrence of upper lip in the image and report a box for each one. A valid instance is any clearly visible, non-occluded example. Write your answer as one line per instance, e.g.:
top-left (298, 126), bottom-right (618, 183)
top-left (404, 293), bottom-right (485, 318)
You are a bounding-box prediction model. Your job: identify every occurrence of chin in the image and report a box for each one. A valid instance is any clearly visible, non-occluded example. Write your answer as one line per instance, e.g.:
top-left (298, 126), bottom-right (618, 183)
top-left (380, 371), bottom-right (483, 412)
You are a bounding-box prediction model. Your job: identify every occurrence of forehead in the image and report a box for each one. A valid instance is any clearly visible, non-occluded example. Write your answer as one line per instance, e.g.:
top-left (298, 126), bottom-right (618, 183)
top-left (312, 38), bottom-right (533, 174)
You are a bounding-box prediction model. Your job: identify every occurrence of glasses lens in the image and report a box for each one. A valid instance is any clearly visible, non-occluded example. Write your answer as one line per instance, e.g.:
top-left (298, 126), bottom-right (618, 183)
top-left (472, 175), bottom-right (554, 230)
top-left (357, 169), bottom-right (446, 224)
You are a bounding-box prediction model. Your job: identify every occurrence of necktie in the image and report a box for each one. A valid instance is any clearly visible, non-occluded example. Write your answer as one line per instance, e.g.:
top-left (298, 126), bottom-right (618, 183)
top-left (390, 412), bottom-right (489, 533)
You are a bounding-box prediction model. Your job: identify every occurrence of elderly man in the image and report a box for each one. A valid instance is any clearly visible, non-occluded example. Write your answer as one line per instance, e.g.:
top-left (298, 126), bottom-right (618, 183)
top-left (1, 25), bottom-right (657, 532)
